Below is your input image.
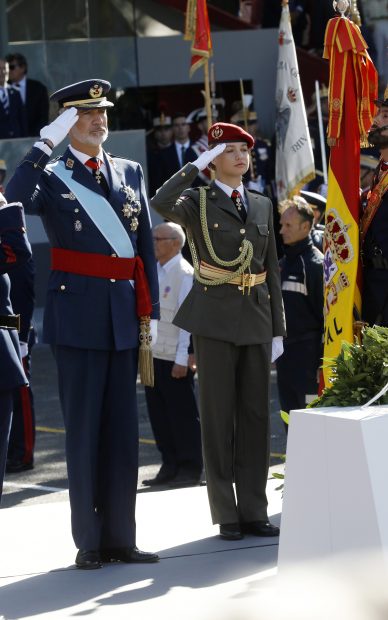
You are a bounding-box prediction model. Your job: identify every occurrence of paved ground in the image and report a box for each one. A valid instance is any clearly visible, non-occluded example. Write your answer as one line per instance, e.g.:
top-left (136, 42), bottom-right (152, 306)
top-left (2, 342), bottom-right (287, 508)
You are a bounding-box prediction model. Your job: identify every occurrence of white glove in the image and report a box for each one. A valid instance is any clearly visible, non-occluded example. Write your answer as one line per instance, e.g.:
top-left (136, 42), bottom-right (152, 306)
top-left (0, 192), bottom-right (6, 206)
top-left (193, 143), bottom-right (226, 171)
top-left (19, 341), bottom-right (28, 358)
top-left (150, 319), bottom-right (158, 348)
top-left (271, 336), bottom-right (284, 363)
top-left (40, 107), bottom-right (79, 148)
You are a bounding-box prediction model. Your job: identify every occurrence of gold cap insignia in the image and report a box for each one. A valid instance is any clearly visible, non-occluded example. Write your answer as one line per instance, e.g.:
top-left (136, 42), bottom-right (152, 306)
top-left (89, 84), bottom-right (103, 99)
top-left (211, 125), bottom-right (223, 140)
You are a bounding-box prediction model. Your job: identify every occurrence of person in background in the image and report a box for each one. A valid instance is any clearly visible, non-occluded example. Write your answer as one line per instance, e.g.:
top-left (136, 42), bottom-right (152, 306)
top-left (151, 122), bottom-right (286, 542)
top-left (147, 112), bottom-right (173, 197)
top-left (143, 222), bottom-right (202, 489)
top-left (299, 189), bottom-right (326, 252)
top-left (6, 52), bottom-right (49, 137)
top-left (277, 199), bottom-right (324, 431)
top-left (0, 193), bottom-right (31, 501)
top-left (0, 58), bottom-right (27, 139)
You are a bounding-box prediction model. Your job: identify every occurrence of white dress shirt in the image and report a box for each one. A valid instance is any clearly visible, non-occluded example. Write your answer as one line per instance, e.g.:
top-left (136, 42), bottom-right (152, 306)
top-left (14, 76), bottom-right (27, 104)
top-left (214, 179), bottom-right (248, 211)
top-left (157, 252), bottom-right (193, 366)
top-left (175, 140), bottom-right (191, 167)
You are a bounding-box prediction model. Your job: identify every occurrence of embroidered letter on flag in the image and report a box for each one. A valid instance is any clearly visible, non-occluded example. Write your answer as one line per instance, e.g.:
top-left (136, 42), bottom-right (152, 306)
top-left (275, 1), bottom-right (315, 201)
top-left (322, 15), bottom-right (377, 385)
top-left (184, 0), bottom-right (212, 78)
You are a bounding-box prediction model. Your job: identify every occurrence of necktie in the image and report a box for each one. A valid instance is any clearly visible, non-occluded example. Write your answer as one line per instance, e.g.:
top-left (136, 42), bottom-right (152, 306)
top-left (85, 157), bottom-right (109, 197)
top-left (0, 88), bottom-right (9, 114)
top-left (181, 145), bottom-right (186, 166)
top-left (231, 189), bottom-right (246, 222)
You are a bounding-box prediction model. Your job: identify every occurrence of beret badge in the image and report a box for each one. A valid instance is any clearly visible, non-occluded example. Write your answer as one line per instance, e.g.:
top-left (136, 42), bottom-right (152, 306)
top-left (211, 125), bottom-right (224, 140)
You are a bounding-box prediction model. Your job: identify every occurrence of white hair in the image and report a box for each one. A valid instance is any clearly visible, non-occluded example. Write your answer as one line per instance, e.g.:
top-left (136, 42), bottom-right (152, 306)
top-left (154, 222), bottom-right (186, 249)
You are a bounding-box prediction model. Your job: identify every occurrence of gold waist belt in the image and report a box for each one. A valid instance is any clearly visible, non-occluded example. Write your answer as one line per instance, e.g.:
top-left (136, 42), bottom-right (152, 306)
top-left (199, 260), bottom-right (266, 288)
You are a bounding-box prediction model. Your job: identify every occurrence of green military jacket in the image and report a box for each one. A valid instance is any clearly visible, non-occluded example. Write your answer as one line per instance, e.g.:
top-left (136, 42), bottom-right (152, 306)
top-left (151, 163), bottom-right (286, 345)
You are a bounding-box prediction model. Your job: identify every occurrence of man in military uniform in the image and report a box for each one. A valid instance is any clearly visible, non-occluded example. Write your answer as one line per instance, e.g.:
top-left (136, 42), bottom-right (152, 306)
top-left (147, 112), bottom-right (173, 196)
top-left (361, 87), bottom-right (388, 327)
top-left (231, 108), bottom-right (272, 195)
top-left (151, 122), bottom-right (286, 541)
top-left (5, 79), bottom-right (160, 569)
top-left (0, 193), bottom-right (31, 500)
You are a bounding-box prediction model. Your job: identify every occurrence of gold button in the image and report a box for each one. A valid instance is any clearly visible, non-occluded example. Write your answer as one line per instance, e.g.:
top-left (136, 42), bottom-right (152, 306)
top-left (204, 286), bottom-right (208, 291)
top-left (110, 278), bottom-right (116, 283)
top-left (111, 253), bottom-right (117, 257)
top-left (181, 172), bottom-right (186, 177)
top-left (240, 228), bottom-right (246, 234)
top-left (34, 163), bottom-right (37, 168)
top-left (268, 294), bottom-right (271, 299)
top-left (60, 285), bottom-right (66, 291)
top-left (238, 286), bottom-right (243, 291)
top-left (74, 208), bottom-right (79, 213)
top-left (214, 223), bottom-right (219, 228)
top-left (211, 191), bottom-right (216, 196)
top-left (239, 246), bottom-right (242, 251)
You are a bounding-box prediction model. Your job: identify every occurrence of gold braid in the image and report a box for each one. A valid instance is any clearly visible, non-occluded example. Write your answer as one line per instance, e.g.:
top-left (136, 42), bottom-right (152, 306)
top-left (187, 186), bottom-right (253, 287)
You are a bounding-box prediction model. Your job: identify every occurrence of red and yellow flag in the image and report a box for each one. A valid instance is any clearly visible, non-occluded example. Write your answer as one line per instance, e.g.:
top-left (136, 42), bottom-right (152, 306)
top-left (322, 16), bottom-right (377, 384)
top-left (184, 0), bottom-right (212, 77)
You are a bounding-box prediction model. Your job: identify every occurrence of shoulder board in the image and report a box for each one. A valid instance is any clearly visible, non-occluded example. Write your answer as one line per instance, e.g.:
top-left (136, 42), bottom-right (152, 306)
top-left (247, 188), bottom-right (265, 197)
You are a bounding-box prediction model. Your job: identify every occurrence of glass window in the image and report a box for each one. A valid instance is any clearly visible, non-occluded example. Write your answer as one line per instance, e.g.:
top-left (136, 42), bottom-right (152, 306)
top-left (89, 0), bottom-right (134, 38)
top-left (6, 0), bottom-right (43, 42)
top-left (42, 0), bottom-right (88, 40)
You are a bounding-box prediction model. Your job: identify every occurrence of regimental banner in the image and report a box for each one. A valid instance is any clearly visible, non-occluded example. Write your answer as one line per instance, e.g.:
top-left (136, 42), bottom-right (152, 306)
top-left (322, 13), bottom-right (377, 385)
top-left (184, 0), bottom-right (212, 77)
top-left (275, 1), bottom-right (315, 201)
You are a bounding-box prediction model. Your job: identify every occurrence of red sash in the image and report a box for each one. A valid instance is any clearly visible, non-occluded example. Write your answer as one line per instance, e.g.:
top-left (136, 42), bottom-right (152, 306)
top-left (51, 248), bottom-right (152, 317)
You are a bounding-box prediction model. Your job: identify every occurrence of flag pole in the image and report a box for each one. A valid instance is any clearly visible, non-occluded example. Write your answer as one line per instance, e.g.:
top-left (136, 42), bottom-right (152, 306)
top-left (239, 78), bottom-right (255, 178)
top-left (203, 59), bottom-right (213, 129)
top-left (315, 80), bottom-right (328, 185)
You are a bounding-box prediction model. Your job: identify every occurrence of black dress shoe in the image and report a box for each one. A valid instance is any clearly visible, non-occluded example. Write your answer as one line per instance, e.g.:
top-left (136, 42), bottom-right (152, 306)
top-left (75, 549), bottom-right (102, 570)
top-left (219, 523), bottom-right (243, 540)
top-left (168, 470), bottom-right (201, 488)
top-left (101, 546), bottom-right (159, 563)
top-left (240, 521), bottom-right (280, 537)
top-left (142, 465), bottom-right (176, 486)
top-left (6, 459), bottom-right (34, 473)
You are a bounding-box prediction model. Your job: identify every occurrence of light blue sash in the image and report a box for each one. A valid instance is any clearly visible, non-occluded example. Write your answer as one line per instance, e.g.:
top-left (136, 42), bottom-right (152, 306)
top-left (48, 160), bottom-right (134, 258)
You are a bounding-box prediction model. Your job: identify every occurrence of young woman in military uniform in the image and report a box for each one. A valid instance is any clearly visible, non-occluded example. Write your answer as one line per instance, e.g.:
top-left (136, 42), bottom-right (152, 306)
top-left (151, 122), bottom-right (286, 540)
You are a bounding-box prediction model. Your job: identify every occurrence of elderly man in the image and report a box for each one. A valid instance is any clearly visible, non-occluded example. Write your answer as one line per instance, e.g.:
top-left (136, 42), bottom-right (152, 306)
top-left (144, 222), bottom-right (202, 488)
top-left (5, 79), bottom-right (159, 569)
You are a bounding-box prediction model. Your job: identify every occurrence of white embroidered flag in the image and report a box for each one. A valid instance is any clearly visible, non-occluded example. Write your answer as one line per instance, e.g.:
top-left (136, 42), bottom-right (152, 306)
top-left (275, 2), bottom-right (315, 201)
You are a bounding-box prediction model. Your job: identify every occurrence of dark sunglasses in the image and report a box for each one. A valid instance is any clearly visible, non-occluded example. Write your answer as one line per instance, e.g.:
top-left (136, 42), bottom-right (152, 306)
top-left (8, 64), bottom-right (19, 70)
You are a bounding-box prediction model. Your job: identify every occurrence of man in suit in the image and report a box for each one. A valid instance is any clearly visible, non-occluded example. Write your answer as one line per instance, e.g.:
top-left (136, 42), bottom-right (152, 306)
top-left (151, 122), bottom-right (286, 541)
top-left (151, 112), bottom-right (198, 191)
top-left (0, 193), bottom-right (31, 501)
top-left (6, 52), bottom-right (49, 137)
top-left (0, 58), bottom-right (27, 139)
top-left (143, 222), bottom-right (202, 488)
top-left (5, 79), bottom-right (160, 569)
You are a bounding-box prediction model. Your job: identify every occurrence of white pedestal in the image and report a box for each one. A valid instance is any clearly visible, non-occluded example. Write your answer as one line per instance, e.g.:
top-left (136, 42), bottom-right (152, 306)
top-left (278, 405), bottom-right (388, 568)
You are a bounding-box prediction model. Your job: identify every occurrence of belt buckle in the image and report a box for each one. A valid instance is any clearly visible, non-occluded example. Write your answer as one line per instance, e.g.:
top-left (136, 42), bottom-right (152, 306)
top-left (241, 272), bottom-right (254, 294)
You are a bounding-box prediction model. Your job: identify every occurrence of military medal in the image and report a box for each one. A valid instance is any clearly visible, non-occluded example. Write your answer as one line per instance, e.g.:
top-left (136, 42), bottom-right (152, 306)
top-left (130, 217), bottom-right (139, 231)
top-left (235, 195), bottom-right (242, 211)
top-left (61, 192), bottom-right (76, 200)
top-left (122, 202), bottom-right (133, 218)
top-left (74, 220), bottom-right (82, 232)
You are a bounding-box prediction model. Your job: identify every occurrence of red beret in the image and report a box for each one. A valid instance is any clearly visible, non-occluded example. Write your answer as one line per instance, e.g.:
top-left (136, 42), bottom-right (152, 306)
top-left (208, 122), bottom-right (254, 149)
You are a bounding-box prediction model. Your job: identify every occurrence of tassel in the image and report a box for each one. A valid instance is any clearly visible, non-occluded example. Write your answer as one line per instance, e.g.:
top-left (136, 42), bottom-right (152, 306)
top-left (139, 316), bottom-right (154, 387)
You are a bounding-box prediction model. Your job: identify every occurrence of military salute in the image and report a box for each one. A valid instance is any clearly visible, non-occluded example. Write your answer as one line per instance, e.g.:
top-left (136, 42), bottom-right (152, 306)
top-left (151, 122), bottom-right (286, 541)
top-left (5, 79), bottom-right (159, 569)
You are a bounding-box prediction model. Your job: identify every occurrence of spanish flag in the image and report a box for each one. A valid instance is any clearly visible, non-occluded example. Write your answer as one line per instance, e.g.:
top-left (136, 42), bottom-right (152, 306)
top-left (184, 0), bottom-right (212, 77)
top-left (322, 15), bottom-right (377, 384)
